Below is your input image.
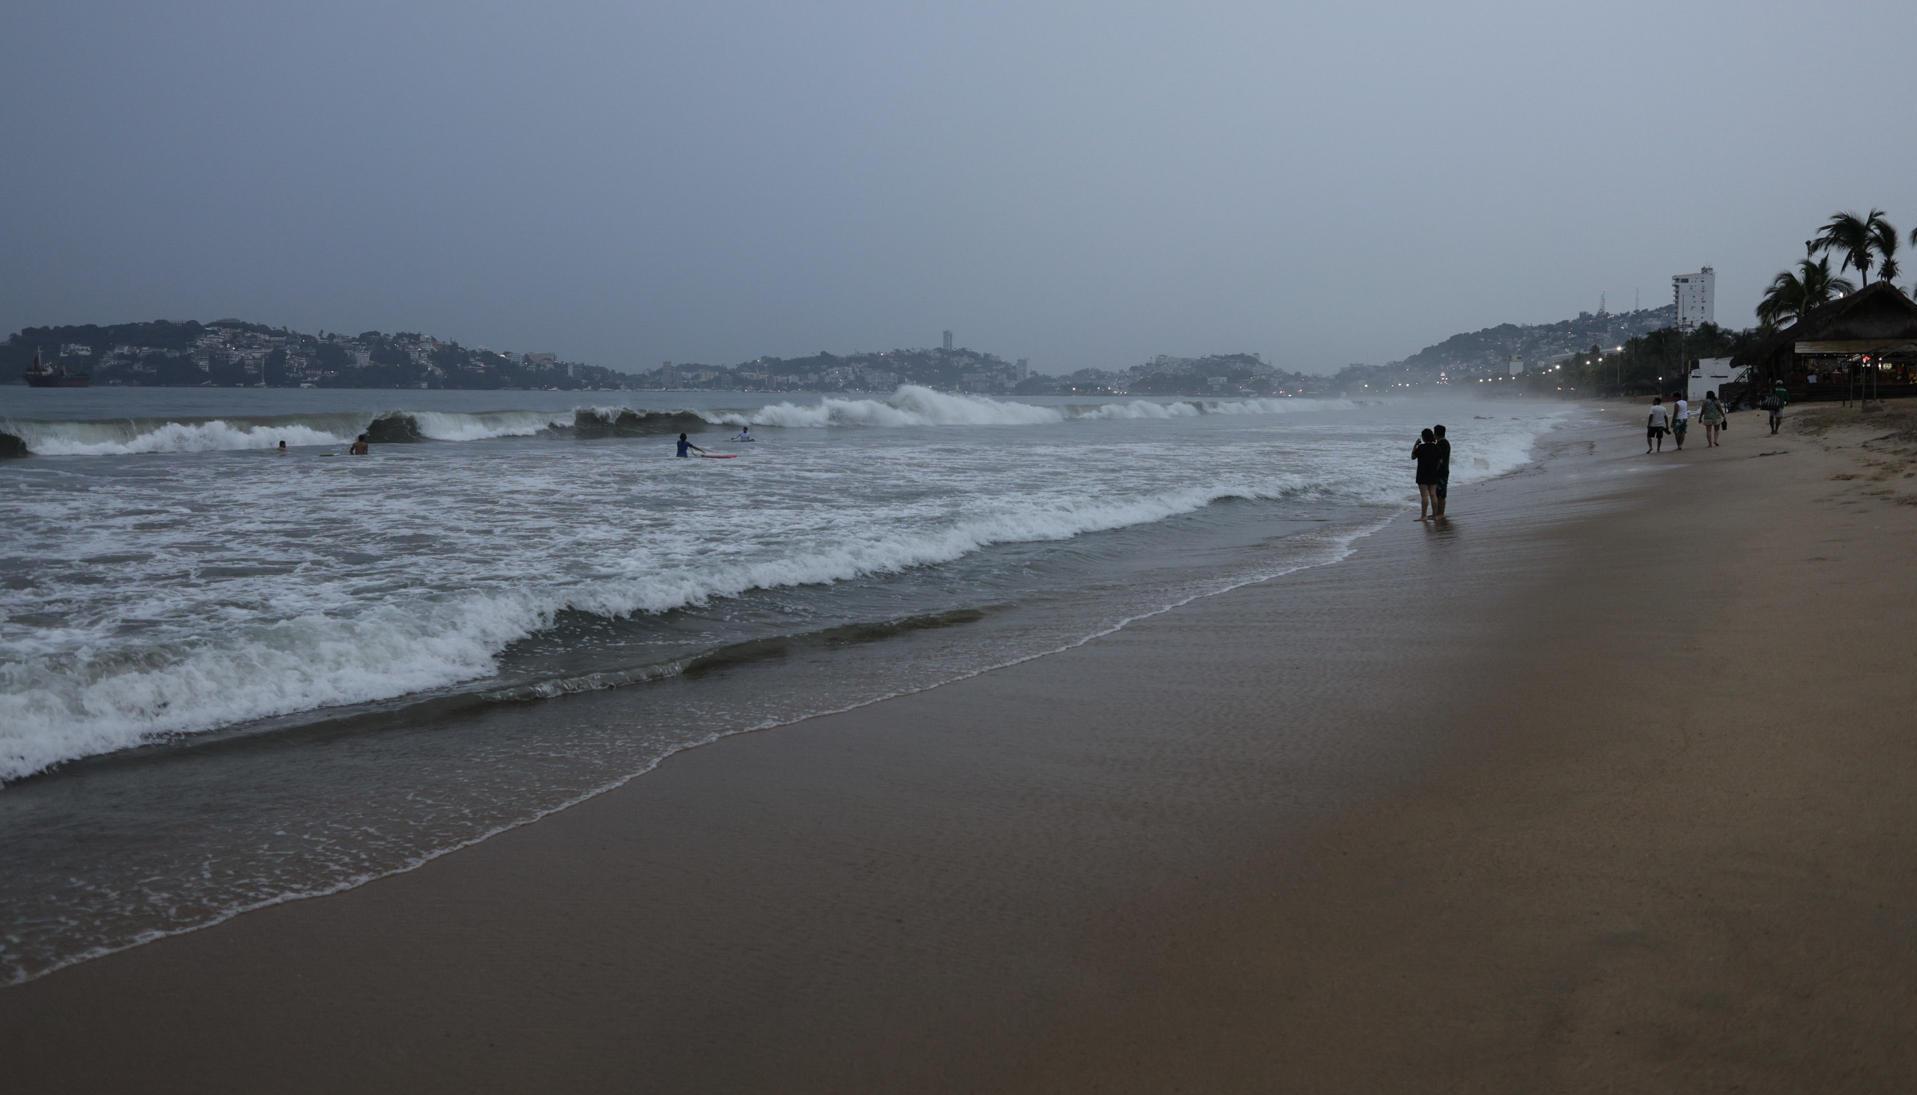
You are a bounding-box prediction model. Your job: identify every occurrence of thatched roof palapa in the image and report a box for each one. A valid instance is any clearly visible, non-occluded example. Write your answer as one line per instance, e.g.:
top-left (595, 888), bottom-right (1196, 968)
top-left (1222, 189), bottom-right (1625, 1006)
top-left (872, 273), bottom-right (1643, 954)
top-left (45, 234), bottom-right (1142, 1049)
top-left (1733, 281), bottom-right (1917, 371)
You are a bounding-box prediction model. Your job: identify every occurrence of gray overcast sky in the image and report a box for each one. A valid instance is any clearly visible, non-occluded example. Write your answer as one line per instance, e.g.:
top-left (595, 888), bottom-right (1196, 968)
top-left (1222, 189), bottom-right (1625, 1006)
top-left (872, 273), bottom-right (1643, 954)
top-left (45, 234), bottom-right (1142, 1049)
top-left (4, 1), bottom-right (1914, 375)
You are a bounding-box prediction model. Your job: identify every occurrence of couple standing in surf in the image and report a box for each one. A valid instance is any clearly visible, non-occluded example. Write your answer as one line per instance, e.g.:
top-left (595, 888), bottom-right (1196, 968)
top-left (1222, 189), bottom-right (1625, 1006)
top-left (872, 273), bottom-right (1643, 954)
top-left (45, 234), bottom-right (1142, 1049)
top-left (1412, 424), bottom-right (1449, 522)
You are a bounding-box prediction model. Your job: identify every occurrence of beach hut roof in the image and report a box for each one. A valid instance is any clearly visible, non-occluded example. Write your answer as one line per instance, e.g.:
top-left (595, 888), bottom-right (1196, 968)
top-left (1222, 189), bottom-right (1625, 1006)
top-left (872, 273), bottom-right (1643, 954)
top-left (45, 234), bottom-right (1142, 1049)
top-left (1733, 281), bottom-right (1917, 368)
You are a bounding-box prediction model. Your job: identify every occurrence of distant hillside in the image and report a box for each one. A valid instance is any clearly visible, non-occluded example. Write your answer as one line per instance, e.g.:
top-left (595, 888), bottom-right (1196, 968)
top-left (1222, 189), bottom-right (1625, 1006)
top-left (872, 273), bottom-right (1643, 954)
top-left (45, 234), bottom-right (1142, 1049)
top-left (1391, 304), bottom-right (1678, 376)
top-left (2, 320), bottom-right (631, 390)
top-left (8, 302), bottom-right (1705, 397)
top-left (633, 346), bottom-right (1030, 394)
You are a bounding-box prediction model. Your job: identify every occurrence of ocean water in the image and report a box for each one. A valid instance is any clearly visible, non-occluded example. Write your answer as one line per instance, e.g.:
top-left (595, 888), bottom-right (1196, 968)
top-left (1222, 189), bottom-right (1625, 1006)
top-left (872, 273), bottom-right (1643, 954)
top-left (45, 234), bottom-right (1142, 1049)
top-left (0, 384), bottom-right (1567, 983)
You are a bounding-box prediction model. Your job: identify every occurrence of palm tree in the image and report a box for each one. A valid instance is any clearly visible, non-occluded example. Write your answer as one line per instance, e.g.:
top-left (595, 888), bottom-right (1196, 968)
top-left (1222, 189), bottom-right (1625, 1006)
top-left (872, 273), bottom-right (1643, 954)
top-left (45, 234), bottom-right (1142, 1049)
top-left (1878, 229), bottom-right (1900, 285)
top-left (1755, 256), bottom-right (1854, 328)
top-left (1812, 208), bottom-right (1895, 285)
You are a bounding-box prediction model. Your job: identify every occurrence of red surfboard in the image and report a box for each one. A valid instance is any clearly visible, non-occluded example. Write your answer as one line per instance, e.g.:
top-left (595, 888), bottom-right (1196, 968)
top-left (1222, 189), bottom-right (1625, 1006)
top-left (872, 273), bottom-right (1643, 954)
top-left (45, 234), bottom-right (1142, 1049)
top-left (700, 453), bottom-right (738, 459)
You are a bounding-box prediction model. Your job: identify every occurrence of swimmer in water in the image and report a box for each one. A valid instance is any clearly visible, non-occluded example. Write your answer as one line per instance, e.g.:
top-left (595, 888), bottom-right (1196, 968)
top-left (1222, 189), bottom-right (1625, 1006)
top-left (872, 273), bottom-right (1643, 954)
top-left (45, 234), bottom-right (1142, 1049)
top-left (734, 424), bottom-right (754, 442)
top-left (676, 432), bottom-right (705, 458)
top-left (276, 439), bottom-right (288, 453)
top-left (348, 434), bottom-right (370, 456)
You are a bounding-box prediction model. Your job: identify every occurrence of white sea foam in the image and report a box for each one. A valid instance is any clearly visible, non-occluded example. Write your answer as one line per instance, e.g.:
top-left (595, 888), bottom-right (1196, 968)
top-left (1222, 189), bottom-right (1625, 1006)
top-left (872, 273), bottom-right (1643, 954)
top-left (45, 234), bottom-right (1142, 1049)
top-left (3, 410), bottom-right (566, 455)
top-left (0, 397), bottom-right (1570, 781)
top-left (1081, 399), bottom-right (1203, 419)
top-left (410, 411), bottom-right (569, 441)
top-left (17, 420), bottom-right (354, 455)
top-left (5, 389), bottom-right (1359, 455)
top-left (723, 385), bottom-right (1065, 429)
top-left (0, 394), bottom-right (1584, 997)
top-left (0, 507), bottom-right (1402, 987)
top-left (0, 479), bottom-right (1311, 781)
top-left (717, 386), bottom-right (1358, 429)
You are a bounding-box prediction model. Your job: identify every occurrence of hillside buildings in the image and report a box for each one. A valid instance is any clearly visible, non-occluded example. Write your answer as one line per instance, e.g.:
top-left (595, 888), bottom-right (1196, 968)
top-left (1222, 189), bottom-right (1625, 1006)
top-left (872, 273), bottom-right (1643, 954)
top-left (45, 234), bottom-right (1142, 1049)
top-left (2, 320), bottom-right (625, 389)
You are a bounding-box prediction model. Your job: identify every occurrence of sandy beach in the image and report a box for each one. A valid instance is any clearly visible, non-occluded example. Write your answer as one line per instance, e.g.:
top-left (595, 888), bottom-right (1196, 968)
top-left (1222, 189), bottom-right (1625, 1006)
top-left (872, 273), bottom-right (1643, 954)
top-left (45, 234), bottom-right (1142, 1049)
top-left (4, 401), bottom-right (1916, 1093)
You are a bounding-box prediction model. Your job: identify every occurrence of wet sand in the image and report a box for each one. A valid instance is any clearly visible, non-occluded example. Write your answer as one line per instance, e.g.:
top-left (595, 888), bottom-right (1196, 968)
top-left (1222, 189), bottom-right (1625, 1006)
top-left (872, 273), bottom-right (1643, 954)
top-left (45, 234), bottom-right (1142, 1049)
top-left (4, 403), bottom-right (1916, 1093)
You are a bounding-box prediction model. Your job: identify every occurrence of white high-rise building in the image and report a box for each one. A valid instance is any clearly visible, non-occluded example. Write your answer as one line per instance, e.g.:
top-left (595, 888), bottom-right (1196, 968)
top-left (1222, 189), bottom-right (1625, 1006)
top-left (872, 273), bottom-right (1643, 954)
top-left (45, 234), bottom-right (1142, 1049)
top-left (1673, 267), bottom-right (1715, 329)
top-left (942, 329), bottom-right (954, 352)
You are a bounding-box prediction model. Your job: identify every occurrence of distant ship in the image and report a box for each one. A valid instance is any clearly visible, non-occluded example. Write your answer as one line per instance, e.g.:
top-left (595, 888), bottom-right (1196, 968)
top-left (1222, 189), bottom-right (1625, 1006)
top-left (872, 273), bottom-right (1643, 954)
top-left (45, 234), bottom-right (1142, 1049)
top-left (23, 349), bottom-right (90, 387)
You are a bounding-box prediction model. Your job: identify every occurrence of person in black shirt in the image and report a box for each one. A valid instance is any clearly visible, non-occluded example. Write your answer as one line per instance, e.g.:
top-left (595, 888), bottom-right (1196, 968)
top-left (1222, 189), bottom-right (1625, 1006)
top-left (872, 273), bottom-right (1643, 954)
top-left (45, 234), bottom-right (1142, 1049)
top-left (1412, 428), bottom-right (1443, 521)
top-left (1431, 424), bottom-right (1450, 519)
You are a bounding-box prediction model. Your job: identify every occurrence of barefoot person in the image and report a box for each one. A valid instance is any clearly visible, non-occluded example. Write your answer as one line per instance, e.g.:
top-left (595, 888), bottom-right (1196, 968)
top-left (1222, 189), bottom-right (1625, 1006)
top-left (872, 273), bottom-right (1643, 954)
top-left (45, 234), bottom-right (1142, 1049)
top-left (1412, 428), bottom-right (1442, 521)
top-left (1699, 390), bottom-right (1727, 447)
top-left (1431, 424), bottom-right (1451, 519)
top-left (1669, 390), bottom-right (1690, 451)
top-left (1646, 396), bottom-right (1668, 453)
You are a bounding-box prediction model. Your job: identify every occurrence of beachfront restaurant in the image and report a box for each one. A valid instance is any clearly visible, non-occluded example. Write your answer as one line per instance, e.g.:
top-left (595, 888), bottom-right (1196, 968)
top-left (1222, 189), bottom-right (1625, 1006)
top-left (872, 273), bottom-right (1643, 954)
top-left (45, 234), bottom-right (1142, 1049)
top-left (1731, 281), bottom-right (1917, 401)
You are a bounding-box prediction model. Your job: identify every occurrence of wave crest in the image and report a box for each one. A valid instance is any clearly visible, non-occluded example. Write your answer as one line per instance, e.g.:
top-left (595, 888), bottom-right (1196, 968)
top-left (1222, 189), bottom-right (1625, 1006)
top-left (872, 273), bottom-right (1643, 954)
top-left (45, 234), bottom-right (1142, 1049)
top-left (0, 481), bottom-right (1317, 781)
top-left (0, 410), bottom-right (569, 455)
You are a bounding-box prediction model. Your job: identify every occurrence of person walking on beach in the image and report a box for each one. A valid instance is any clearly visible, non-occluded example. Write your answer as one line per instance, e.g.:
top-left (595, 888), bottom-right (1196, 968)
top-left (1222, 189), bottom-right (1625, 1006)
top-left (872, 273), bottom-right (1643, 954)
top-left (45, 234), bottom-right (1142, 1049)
top-left (676, 432), bottom-right (706, 458)
top-left (1646, 396), bottom-right (1669, 453)
top-left (1669, 391), bottom-right (1690, 450)
top-left (1431, 424), bottom-right (1451, 518)
top-left (1761, 386), bottom-right (1787, 434)
top-left (1699, 390), bottom-right (1727, 447)
top-left (1412, 428), bottom-right (1443, 520)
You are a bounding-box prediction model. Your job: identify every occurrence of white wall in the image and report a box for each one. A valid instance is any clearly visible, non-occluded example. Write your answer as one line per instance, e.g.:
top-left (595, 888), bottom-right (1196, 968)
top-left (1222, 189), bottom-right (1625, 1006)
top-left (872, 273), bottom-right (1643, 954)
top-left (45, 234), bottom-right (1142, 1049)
top-left (1689, 356), bottom-right (1744, 403)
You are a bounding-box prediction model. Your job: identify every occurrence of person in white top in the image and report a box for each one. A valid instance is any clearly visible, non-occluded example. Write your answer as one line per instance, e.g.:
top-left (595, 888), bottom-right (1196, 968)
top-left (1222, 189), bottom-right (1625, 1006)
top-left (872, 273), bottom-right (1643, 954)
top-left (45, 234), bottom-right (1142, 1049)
top-left (1646, 396), bottom-right (1670, 453)
top-left (1669, 391), bottom-right (1690, 450)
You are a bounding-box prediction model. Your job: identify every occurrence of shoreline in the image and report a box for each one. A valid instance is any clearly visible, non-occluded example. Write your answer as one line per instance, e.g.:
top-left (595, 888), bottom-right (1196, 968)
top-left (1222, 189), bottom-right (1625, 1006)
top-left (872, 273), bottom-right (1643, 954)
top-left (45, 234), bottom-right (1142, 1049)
top-left (5, 405), bottom-right (1916, 1091)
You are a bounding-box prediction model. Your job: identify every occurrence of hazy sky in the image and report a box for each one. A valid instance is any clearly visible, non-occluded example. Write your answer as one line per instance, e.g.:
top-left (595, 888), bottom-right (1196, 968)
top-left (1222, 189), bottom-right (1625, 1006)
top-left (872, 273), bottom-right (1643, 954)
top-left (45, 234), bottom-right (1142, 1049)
top-left (4, 1), bottom-right (1914, 375)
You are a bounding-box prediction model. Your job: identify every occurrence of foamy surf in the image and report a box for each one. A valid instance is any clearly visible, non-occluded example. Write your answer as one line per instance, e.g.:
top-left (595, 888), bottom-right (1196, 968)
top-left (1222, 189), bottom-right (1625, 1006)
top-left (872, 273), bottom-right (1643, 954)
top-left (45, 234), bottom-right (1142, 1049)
top-left (0, 391), bottom-right (1576, 991)
top-left (0, 507), bottom-right (1396, 987)
top-left (2, 397), bottom-right (1567, 782)
top-left (1, 477), bottom-right (1339, 781)
top-left (718, 386), bottom-right (1357, 429)
top-left (0, 409), bottom-right (571, 455)
top-left (3, 387), bottom-right (1369, 457)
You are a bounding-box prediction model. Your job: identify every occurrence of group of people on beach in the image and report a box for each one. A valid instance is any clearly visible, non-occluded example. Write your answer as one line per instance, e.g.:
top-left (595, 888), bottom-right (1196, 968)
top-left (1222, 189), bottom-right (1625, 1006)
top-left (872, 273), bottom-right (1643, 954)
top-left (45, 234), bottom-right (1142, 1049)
top-left (1411, 424), bottom-right (1449, 522)
top-left (1645, 386), bottom-right (1784, 454)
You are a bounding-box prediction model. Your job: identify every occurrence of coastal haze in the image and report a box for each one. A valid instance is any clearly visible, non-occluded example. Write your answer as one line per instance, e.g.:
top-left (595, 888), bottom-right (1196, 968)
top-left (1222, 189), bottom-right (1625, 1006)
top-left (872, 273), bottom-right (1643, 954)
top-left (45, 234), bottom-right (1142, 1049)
top-left (8, 3), bottom-right (1917, 1093)
top-left (5, 1), bottom-right (1914, 374)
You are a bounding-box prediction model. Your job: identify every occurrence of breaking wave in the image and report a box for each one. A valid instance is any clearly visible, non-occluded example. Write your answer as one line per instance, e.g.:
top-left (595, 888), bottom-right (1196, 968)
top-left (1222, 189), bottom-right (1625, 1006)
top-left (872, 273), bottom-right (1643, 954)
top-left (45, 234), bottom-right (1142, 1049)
top-left (1, 481), bottom-right (1322, 782)
top-left (719, 386), bottom-right (1357, 429)
top-left (1, 389), bottom-right (1362, 456)
top-left (0, 410), bottom-right (571, 455)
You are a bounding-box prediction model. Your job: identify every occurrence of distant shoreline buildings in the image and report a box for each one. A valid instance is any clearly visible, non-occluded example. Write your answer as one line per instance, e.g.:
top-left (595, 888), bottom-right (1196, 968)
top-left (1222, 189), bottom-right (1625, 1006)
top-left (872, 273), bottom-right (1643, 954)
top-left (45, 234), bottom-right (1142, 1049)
top-left (7, 300), bottom-right (1702, 397)
top-left (0, 320), bottom-right (627, 391)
